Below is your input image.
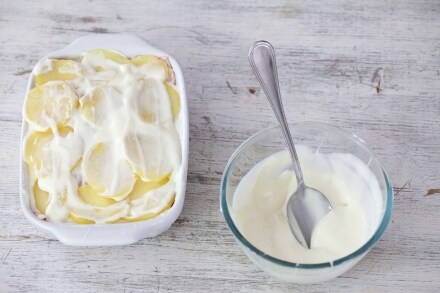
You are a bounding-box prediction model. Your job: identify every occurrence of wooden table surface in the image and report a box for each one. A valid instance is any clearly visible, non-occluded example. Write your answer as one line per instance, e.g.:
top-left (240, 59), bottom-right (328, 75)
top-left (1, 0), bottom-right (439, 292)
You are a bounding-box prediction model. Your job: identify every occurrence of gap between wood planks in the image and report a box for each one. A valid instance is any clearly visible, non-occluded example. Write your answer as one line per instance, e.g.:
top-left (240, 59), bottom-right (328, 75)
top-left (394, 180), bottom-right (440, 197)
top-left (425, 188), bottom-right (440, 197)
top-left (394, 179), bottom-right (411, 197)
top-left (2, 248), bottom-right (12, 264)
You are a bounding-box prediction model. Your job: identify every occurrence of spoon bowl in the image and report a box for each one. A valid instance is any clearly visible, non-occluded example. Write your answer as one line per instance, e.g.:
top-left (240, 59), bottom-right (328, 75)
top-left (248, 40), bottom-right (332, 248)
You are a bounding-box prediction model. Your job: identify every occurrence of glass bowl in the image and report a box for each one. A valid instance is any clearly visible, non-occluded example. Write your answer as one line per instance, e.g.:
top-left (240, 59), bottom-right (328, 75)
top-left (220, 122), bottom-right (393, 283)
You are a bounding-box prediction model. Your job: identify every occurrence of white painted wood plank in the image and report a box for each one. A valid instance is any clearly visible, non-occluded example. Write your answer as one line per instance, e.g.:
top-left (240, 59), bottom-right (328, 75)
top-left (1, 0), bottom-right (439, 291)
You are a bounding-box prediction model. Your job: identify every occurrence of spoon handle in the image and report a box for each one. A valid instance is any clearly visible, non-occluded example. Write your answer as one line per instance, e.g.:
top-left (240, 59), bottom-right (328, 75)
top-left (248, 41), bottom-right (304, 185)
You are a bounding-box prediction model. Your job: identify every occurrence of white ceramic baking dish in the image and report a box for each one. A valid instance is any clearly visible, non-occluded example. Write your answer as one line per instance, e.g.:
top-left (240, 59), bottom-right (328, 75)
top-left (19, 34), bottom-right (189, 246)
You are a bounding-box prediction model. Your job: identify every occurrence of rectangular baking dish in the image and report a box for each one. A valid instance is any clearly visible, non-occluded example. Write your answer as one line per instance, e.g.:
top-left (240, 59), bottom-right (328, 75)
top-left (19, 34), bottom-right (189, 246)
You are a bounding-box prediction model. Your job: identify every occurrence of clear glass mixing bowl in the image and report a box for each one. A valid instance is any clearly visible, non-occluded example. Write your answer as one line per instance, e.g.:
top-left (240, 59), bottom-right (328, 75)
top-left (220, 122), bottom-right (393, 283)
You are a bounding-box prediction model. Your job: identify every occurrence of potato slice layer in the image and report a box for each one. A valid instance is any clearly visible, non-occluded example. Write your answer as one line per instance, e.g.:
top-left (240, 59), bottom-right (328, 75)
top-left (24, 81), bottom-right (78, 131)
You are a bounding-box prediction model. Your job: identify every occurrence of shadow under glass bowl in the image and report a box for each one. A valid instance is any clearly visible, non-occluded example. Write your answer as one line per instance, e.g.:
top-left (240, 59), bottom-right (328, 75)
top-left (220, 122), bottom-right (393, 283)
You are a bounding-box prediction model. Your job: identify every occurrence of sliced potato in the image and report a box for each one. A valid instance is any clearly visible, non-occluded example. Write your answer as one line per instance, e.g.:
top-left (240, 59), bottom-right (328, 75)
top-left (24, 127), bottom-right (80, 178)
top-left (164, 82), bottom-right (180, 118)
top-left (35, 59), bottom-right (81, 86)
top-left (82, 49), bottom-right (130, 65)
top-left (132, 55), bottom-right (170, 81)
top-left (122, 195), bottom-right (175, 222)
top-left (122, 180), bottom-right (176, 222)
top-left (79, 88), bottom-right (101, 125)
top-left (24, 81), bottom-right (78, 131)
top-left (128, 176), bottom-right (170, 200)
top-left (82, 143), bottom-right (136, 200)
top-left (33, 180), bottom-right (49, 214)
top-left (79, 86), bottom-right (122, 126)
top-left (24, 130), bottom-right (53, 172)
top-left (132, 78), bottom-right (172, 124)
top-left (78, 184), bottom-right (117, 207)
top-left (69, 211), bottom-right (95, 224)
top-left (131, 55), bottom-right (158, 66)
top-left (124, 130), bottom-right (180, 182)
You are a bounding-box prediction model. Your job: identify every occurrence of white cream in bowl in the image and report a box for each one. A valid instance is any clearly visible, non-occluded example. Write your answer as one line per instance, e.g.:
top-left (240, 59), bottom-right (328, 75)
top-left (231, 145), bottom-right (383, 264)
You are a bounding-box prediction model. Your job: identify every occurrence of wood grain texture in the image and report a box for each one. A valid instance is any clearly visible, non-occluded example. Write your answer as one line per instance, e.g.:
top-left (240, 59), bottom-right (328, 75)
top-left (1, 0), bottom-right (439, 292)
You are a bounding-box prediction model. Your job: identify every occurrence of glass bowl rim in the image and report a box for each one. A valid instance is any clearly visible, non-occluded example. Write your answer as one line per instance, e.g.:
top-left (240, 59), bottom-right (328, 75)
top-left (220, 121), bottom-right (393, 269)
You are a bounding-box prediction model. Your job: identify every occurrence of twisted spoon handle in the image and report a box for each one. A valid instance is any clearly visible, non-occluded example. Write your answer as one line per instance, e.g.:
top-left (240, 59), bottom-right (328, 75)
top-left (248, 41), bottom-right (304, 186)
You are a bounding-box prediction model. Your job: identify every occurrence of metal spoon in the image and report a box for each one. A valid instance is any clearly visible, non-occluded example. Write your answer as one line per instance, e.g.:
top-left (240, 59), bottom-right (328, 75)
top-left (248, 40), bottom-right (332, 248)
